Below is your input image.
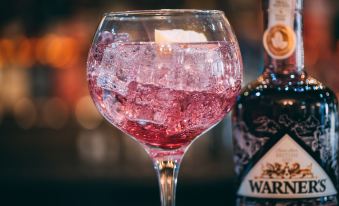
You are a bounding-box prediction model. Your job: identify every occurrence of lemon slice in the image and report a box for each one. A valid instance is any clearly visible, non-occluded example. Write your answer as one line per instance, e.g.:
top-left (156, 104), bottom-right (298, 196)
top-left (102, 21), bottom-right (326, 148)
top-left (155, 29), bottom-right (207, 43)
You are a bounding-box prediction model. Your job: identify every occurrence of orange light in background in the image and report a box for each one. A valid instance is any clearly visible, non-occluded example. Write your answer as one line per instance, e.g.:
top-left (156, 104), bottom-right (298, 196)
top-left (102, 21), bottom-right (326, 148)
top-left (17, 38), bottom-right (35, 68)
top-left (45, 35), bottom-right (78, 69)
top-left (34, 34), bottom-right (80, 70)
top-left (54, 68), bottom-right (85, 105)
top-left (35, 35), bottom-right (49, 65)
top-left (0, 39), bottom-right (15, 69)
top-left (0, 38), bottom-right (35, 69)
top-left (0, 16), bottom-right (94, 125)
top-left (0, 34), bottom-right (80, 70)
top-left (0, 68), bottom-right (31, 109)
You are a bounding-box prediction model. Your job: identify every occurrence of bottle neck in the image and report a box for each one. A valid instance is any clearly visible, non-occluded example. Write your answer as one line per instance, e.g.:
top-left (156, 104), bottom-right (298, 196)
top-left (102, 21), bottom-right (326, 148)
top-left (262, 0), bottom-right (304, 76)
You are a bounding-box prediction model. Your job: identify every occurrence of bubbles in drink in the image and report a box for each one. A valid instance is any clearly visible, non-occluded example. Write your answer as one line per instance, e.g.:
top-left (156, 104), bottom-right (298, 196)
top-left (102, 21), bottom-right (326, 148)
top-left (87, 40), bottom-right (242, 150)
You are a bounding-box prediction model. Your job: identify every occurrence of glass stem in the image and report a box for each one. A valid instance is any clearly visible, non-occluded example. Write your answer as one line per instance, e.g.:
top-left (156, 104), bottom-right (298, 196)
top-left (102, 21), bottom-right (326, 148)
top-left (153, 158), bottom-right (182, 206)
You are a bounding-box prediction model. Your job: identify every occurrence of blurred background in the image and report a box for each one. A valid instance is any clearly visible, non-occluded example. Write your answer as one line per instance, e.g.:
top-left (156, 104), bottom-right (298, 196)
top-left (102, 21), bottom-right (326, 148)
top-left (0, 0), bottom-right (338, 205)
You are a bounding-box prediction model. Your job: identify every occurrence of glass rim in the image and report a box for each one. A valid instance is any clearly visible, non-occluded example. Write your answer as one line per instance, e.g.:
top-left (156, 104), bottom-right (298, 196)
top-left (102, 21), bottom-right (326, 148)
top-left (104, 9), bottom-right (225, 17)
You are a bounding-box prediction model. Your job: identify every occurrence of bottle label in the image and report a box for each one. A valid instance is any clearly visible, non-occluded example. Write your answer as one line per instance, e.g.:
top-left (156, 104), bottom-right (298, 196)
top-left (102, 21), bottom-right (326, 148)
top-left (263, 0), bottom-right (296, 59)
top-left (237, 134), bottom-right (337, 198)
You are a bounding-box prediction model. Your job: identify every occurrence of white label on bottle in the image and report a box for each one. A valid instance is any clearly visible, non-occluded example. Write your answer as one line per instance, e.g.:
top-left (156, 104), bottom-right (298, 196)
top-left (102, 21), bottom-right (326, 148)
top-left (268, 0), bottom-right (295, 27)
top-left (238, 134), bottom-right (337, 199)
top-left (263, 0), bottom-right (297, 59)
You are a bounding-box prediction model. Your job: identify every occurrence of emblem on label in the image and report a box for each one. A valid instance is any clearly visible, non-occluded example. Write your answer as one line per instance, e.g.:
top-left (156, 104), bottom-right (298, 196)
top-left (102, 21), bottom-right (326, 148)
top-left (238, 134), bottom-right (337, 199)
top-left (263, 24), bottom-right (296, 60)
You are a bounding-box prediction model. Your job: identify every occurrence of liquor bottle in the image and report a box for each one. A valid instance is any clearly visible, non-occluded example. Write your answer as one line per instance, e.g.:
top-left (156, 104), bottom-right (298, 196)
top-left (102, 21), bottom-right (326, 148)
top-left (232, 0), bottom-right (339, 205)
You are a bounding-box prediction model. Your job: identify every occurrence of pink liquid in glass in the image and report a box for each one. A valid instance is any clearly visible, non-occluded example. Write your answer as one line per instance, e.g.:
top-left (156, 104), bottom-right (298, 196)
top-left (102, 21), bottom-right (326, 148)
top-left (87, 40), bottom-right (242, 150)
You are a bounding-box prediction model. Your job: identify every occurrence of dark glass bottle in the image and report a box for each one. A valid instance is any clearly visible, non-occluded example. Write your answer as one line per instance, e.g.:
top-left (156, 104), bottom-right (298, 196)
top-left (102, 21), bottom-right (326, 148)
top-left (232, 0), bottom-right (339, 205)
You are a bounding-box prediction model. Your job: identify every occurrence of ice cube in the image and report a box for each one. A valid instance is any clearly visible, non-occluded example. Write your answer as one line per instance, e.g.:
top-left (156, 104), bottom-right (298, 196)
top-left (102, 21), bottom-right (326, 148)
top-left (126, 105), bottom-right (155, 124)
top-left (91, 43), bottom-right (106, 62)
top-left (153, 111), bottom-right (166, 125)
top-left (173, 46), bottom-right (220, 91)
top-left (114, 33), bottom-right (129, 42)
top-left (97, 71), bottom-right (128, 96)
top-left (97, 43), bottom-right (143, 96)
top-left (135, 44), bottom-right (158, 84)
top-left (91, 31), bottom-right (115, 62)
top-left (103, 94), bottom-right (124, 125)
top-left (98, 31), bottom-right (114, 44)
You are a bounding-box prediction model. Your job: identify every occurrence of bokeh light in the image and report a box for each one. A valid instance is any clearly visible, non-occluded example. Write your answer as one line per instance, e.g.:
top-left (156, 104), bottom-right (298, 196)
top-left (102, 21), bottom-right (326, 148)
top-left (77, 129), bottom-right (120, 164)
top-left (75, 95), bottom-right (103, 129)
top-left (41, 97), bottom-right (69, 129)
